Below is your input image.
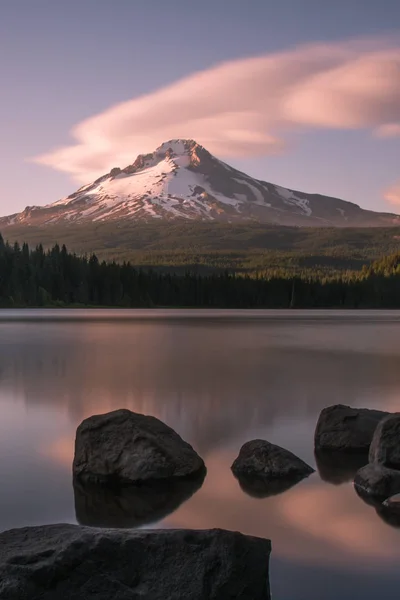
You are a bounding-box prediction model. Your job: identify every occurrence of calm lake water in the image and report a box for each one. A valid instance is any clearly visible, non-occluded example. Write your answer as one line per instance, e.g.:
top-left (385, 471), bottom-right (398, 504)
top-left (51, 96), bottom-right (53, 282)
top-left (1, 309), bottom-right (400, 599)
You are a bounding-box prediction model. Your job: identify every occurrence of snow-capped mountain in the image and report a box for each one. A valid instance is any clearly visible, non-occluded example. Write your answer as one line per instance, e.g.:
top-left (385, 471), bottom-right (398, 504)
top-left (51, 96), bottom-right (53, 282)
top-left (2, 139), bottom-right (399, 227)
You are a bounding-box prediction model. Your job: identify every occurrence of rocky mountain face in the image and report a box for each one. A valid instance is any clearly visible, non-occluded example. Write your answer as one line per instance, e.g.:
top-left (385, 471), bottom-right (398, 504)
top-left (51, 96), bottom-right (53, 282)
top-left (2, 139), bottom-right (399, 227)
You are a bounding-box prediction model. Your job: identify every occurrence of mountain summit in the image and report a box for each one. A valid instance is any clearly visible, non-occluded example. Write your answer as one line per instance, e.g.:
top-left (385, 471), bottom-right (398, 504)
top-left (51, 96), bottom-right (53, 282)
top-left (2, 139), bottom-right (399, 227)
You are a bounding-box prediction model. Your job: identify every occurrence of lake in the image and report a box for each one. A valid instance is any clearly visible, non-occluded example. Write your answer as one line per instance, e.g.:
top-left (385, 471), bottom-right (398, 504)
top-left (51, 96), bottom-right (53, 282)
top-left (1, 309), bottom-right (400, 599)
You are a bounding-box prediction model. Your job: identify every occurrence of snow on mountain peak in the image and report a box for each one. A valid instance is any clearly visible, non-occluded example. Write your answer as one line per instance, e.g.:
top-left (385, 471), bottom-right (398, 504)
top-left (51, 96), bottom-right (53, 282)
top-left (155, 139), bottom-right (198, 156)
top-left (2, 139), bottom-right (400, 227)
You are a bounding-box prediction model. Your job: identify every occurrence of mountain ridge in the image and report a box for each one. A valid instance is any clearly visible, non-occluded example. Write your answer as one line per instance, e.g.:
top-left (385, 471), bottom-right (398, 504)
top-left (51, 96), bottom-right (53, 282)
top-left (1, 139), bottom-right (399, 228)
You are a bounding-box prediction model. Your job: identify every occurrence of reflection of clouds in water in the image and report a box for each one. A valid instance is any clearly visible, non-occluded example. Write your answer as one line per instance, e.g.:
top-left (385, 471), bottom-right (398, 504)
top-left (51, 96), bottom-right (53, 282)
top-left (2, 319), bottom-right (400, 457)
top-left (257, 316), bottom-right (400, 357)
top-left (42, 436), bottom-right (74, 467)
top-left (277, 484), bottom-right (399, 559)
top-left (164, 449), bottom-right (400, 570)
top-left (2, 313), bottom-right (400, 585)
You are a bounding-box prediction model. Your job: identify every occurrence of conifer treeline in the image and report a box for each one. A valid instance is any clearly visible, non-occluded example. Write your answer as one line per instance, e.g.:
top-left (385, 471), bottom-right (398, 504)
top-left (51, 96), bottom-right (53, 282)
top-left (0, 234), bottom-right (400, 308)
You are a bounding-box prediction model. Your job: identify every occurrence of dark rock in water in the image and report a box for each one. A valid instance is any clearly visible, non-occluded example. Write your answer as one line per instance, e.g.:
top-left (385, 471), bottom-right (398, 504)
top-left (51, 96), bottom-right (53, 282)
top-left (314, 404), bottom-right (388, 453)
top-left (369, 413), bottom-right (400, 468)
top-left (353, 413), bottom-right (400, 503)
top-left (315, 450), bottom-right (368, 485)
top-left (383, 493), bottom-right (400, 511)
top-left (73, 409), bottom-right (204, 484)
top-left (354, 463), bottom-right (400, 501)
top-left (231, 440), bottom-right (314, 486)
top-left (378, 494), bottom-right (400, 527)
top-left (354, 485), bottom-right (400, 528)
top-left (235, 472), bottom-right (307, 498)
top-left (0, 524), bottom-right (271, 600)
top-left (376, 503), bottom-right (400, 528)
top-left (74, 468), bottom-right (206, 528)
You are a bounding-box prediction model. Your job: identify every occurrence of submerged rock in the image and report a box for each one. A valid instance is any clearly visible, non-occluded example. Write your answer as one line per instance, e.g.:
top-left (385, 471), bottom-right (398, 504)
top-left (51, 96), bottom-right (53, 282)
top-left (354, 463), bottom-right (400, 500)
top-left (0, 524), bottom-right (271, 600)
top-left (369, 413), bottom-right (400, 468)
top-left (231, 439), bottom-right (314, 488)
top-left (314, 404), bottom-right (388, 453)
top-left (73, 409), bottom-right (204, 484)
top-left (74, 468), bottom-right (206, 528)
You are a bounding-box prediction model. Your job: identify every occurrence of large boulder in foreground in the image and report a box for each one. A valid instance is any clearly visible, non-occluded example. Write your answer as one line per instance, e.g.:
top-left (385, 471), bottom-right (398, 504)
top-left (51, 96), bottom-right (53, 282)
top-left (73, 409), bottom-right (204, 483)
top-left (314, 404), bottom-right (388, 453)
top-left (354, 463), bottom-right (400, 500)
top-left (231, 440), bottom-right (314, 491)
top-left (369, 413), bottom-right (400, 468)
top-left (0, 524), bottom-right (271, 600)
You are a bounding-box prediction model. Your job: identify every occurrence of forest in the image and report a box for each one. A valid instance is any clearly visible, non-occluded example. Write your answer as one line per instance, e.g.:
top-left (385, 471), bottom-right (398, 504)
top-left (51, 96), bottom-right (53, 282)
top-left (3, 221), bottom-right (400, 276)
top-left (1, 233), bottom-right (400, 308)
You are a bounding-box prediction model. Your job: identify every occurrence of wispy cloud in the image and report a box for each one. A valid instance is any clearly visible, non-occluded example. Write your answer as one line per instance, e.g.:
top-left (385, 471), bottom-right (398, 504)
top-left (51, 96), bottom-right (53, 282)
top-left (385, 182), bottom-right (400, 205)
top-left (375, 123), bottom-right (400, 138)
top-left (33, 38), bottom-right (400, 184)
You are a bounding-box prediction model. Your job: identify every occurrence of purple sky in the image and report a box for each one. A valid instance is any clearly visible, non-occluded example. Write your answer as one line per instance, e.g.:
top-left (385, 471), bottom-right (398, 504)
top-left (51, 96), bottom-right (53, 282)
top-left (1, 0), bottom-right (400, 216)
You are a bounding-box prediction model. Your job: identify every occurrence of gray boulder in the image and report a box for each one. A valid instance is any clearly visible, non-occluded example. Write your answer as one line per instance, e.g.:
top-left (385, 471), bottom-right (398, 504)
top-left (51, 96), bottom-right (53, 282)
top-left (73, 409), bottom-right (204, 483)
top-left (0, 524), bottom-right (271, 600)
top-left (314, 404), bottom-right (388, 453)
top-left (369, 413), bottom-right (400, 468)
top-left (231, 439), bottom-right (314, 487)
top-left (354, 463), bottom-right (400, 500)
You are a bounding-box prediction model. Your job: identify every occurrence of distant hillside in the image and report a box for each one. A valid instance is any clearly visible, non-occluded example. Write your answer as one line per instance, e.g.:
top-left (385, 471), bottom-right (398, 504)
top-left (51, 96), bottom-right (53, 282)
top-left (2, 222), bottom-right (400, 276)
top-left (1, 232), bottom-right (400, 309)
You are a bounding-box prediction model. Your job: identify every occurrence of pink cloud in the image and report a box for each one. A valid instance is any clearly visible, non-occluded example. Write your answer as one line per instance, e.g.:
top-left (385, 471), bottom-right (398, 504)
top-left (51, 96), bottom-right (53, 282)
top-left (32, 39), bottom-right (400, 184)
top-left (385, 183), bottom-right (400, 205)
top-left (375, 123), bottom-right (400, 138)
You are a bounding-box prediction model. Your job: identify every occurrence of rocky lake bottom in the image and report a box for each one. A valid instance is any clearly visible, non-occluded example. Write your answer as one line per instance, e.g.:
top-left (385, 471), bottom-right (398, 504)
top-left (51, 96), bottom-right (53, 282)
top-left (1, 309), bottom-right (400, 599)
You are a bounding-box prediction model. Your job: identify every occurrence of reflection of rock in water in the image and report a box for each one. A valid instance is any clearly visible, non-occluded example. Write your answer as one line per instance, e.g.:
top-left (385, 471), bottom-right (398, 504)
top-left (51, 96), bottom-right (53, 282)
top-left (74, 469), bottom-right (206, 528)
top-left (234, 472), bottom-right (307, 498)
top-left (315, 451), bottom-right (368, 485)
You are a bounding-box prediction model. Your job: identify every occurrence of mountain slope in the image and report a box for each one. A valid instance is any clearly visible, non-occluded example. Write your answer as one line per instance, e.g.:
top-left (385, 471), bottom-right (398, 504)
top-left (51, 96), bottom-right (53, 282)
top-left (2, 139), bottom-right (399, 227)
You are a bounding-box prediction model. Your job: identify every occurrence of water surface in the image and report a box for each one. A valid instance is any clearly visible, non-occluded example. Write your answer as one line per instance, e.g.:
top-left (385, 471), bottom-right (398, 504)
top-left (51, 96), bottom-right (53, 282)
top-left (1, 309), bottom-right (400, 599)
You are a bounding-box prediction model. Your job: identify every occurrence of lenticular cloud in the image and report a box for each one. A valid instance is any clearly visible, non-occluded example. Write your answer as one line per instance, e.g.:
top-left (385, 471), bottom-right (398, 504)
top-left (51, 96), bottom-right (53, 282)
top-left (33, 39), bottom-right (400, 184)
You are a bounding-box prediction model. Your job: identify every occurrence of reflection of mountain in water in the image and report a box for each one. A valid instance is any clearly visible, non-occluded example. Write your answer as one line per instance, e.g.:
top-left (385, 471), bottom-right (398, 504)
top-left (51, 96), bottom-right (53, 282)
top-left (74, 469), bottom-right (206, 528)
top-left (2, 317), bottom-right (400, 455)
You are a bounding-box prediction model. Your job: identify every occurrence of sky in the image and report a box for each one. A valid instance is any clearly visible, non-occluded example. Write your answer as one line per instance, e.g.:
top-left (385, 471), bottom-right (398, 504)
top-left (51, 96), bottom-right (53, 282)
top-left (1, 0), bottom-right (400, 216)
